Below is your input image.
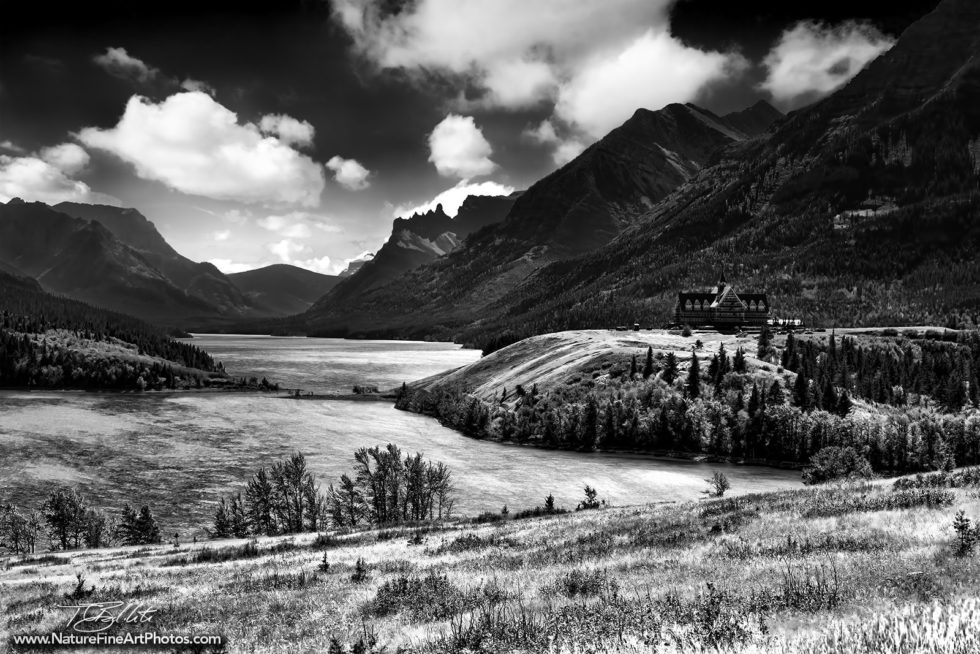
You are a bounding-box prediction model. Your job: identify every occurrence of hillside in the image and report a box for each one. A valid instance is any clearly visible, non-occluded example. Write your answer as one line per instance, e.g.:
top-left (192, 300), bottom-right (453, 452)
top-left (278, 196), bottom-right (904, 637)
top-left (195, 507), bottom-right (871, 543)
top-left (2, 468), bottom-right (978, 653)
top-left (55, 202), bottom-right (257, 318)
top-left (229, 264), bottom-right (339, 316)
top-left (449, 0), bottom-right (980, 350)
top-left (301, 102), bottom-right (782, 339)
top-left (0, 268), bottom-right (231, 390)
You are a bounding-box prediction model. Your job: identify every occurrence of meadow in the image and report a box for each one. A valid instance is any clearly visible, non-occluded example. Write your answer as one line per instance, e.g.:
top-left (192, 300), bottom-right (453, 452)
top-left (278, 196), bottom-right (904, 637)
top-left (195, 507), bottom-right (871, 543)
top-left (3, 467), bottom-right (979, 653)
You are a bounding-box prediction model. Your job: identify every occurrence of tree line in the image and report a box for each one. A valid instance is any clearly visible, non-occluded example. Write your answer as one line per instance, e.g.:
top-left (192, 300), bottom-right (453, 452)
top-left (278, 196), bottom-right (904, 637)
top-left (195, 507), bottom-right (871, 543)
top-left (398, 335), bottom-right (980, 476)
top-left (211, 447), bottom-right (456, 538)
top-left (0, 488), bottom-right (161, 555)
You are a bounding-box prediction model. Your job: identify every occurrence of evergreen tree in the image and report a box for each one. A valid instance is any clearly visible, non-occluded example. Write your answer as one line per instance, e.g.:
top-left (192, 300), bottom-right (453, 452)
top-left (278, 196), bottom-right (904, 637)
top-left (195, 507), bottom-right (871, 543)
top-left (642, 347), bottom-right (654, 379)
top-left (135, 506), bottom-right (161, 544)
top-left (768, 380), bottom-right (785, 405)
top-left (733, 347), bottom-right (747, 373)
top-left (663, 352), bottom-right (679, 384)
top-left (757, 325), bottom-right (773, 361)
top-left (836, 390), bottom-right (853, 417)
top-left (629, 355), bottom-right (638, 379)
top-left (747, 383), bottom-right (760, 416)
top-left (793, 373), bottom-right (811, 410)
top-left (686, 350), bottom-right (701, 399)
top-left (212, 499), bottom-right (232, 538)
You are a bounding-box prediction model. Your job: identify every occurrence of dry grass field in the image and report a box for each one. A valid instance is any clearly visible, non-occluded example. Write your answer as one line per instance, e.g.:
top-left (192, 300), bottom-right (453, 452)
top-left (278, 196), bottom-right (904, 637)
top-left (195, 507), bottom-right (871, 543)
top-left (3, 468), bottom-right (979, 653)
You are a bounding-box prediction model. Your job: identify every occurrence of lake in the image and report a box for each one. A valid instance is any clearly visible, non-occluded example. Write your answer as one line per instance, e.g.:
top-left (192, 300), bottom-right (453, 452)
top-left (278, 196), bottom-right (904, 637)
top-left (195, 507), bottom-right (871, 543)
top-left (0, 335), bottom-right (802, 537)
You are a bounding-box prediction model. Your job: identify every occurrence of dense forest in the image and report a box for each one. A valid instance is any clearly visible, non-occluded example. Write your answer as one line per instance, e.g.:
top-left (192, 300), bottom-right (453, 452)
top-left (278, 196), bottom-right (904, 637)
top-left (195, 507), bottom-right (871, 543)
top-left (0, 272), bottom-right (221, 389)
top-left (398, 330), bottom-right (980, 475)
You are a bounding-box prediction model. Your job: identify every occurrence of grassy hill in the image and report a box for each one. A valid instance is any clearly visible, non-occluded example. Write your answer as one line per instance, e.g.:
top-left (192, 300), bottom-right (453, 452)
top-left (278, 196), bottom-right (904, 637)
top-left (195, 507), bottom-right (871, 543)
top-left (2, 468), bottom-right (979, 653)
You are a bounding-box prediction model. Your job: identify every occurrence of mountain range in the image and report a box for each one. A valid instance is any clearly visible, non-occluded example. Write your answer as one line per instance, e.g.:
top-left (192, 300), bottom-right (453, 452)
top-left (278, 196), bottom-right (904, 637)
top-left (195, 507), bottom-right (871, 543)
top-left (0, 200), bottom-right (336, 325)
top-left (298, 100), bottom-right (783, 338)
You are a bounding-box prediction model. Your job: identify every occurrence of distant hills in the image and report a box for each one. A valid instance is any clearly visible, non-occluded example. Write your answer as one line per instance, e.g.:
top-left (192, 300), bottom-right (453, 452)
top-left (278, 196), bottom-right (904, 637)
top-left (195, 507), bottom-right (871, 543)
top-left (229, 264), bottom-right (339, 316)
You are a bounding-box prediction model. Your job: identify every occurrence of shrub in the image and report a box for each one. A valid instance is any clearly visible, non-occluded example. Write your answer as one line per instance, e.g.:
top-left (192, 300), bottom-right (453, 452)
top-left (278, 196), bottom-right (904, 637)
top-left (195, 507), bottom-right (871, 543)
top-left (367, 572), bottom-right (467, 622)
top-left (802, 447), bottom-right (873, 485)
top-left (549, 568), bottom-right (617, 598)
top-left (576, 485), bottom-right (601, 511)
top-left (682, 325), bottom-right (693, 337)
top-left (705, 471), bottom-right (731, 497)
top-left (351, 557), bottom-right (369, 583)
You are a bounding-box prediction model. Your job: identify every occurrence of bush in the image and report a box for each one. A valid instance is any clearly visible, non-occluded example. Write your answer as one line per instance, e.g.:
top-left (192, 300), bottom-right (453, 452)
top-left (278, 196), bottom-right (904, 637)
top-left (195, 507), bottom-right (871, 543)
top-left (351, 557), bottom-right (369, 583)
top-left (705, 471), bottom-right (731, 497)
top-left (549, 568), bottom-right (617, 598)
top-left (576, 485), bottom-right (601, 511)
top-left (367, 572), bottom-right (467, 622)
top-left (802, 447), bottom-right (873, 485)
top-left (953, 511), bottom-right (980, 556)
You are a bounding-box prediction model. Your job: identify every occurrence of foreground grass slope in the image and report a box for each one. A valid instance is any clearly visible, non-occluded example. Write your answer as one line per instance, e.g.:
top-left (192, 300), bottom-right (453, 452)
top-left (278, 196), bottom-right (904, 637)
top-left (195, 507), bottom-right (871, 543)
top-left (3, 469), bottom-right (979, 653)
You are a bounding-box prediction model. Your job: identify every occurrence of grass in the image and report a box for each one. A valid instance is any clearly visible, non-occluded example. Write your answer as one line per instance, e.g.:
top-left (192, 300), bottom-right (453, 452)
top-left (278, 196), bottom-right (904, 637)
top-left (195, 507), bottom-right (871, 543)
top-left (2, 467), bottom-right (979, 653)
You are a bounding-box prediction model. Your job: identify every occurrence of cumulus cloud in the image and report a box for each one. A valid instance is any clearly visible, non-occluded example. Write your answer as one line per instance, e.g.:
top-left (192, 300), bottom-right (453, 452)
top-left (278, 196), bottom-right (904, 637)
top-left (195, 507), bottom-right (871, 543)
top-left (428, 114), bottom-right (496, 179)
top-left (266, 237), bottom-right (333, 274)
top-left (555, 29), bottom-right (744, 137)
top-left (0, 143), bottom-right (120, 205)
top-left (326, 155), bottom-right (371, 190)
top-left (332, 0), bottom-right (744, 139)
top-left (259, 114), bottom-right (316, 148)
top-left (523, 119), bottom-right (587, 165)
top-left (77, 92), bottom-right (325, 206)
top-left (760, 21), bottom-right (894, 109)
top-left (0, 140), bottom-right (25, 153)
top-left (394, 180), bottom-right (515, 218)
top-left (93, 47), bottom-right (159, 83)
top-left (39, 143), bottom-right (90, 175)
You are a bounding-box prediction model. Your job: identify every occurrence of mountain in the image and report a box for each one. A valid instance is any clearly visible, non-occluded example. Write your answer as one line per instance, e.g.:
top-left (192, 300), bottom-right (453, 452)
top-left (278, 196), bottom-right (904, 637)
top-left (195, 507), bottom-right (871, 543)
top-left (229, 264), bottom-right (340, 316)
top-left (300, 100), bottom-right (783, 338)
top-left (317, 193), bottom-right (519, 306)
top-left (448, 0), bottom-right (980, 349)
top-left (54, 202), bottom-right (255, 317)
top-left (0, 200), bottom-right (224, 323)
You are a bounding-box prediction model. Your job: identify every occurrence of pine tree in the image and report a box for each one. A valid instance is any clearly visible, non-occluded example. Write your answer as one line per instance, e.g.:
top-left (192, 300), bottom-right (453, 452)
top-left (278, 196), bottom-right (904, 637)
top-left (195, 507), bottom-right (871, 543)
top-left (836, 390), bottom-right (853, 416)
top-left (642, 347), bottom-right (654, 379)
top-left (135, 506), bottom-right (161, 544)
top-left (733, 348), bottom-right (747, 373)
top-left (663, 352), bottom-right (679, 384)
top-left (630, 355), bottom-right (638, 379)
top-left (686, 350), bottom-right (701, 399)
top-left (117, 505), bottom-right (141, 546)
top-left (768, 380), bottom-right (785, 405)
top-left (793, 373), bottom-right (810, 410)
top-left (757, 325), bottom-right (773, 361)
top-left (213, 499), bottom-right (232, 538)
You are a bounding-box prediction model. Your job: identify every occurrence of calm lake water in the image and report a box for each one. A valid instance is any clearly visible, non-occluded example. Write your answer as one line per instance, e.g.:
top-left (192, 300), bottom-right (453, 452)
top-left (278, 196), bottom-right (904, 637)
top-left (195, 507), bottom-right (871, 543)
top-left (0, 336), bottom-right (802, 537)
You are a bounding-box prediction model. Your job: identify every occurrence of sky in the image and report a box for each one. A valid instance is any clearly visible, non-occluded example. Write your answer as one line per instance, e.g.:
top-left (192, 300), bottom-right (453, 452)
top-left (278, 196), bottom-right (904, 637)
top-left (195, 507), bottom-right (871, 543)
top-left (0, 0), bottom-right (939, 275)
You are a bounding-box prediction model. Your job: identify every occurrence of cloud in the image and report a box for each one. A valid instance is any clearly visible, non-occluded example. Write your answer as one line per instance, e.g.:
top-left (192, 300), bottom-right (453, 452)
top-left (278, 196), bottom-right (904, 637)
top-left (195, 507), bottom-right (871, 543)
top-left (257, 211), bottom-right (340, 238)
top-left (333, 0), bottom-right (743, 139)
top-left (181, 78), bottom-right (215, 95)
top-left (39, 143), bottom-right (90, 175)
top-left (267, 238), bottom-right (334, 274)
top-left (760, 21), bottom-right (894, 109)
top-left (326, 155), bottom-right (371, 190)
top-left (555, 29), bottom-right (744, 137)
top-left (77, 92), bottom-right (325, 206)
top-left (428, 114), bottom-right (496, 179)
top-left (93, 47), bottom-right (159, 83)
top-left (213, 229), bottom-right (231, 242)
top-left (0, 143), bottom-right (120, 205)
top-left (209, 258), bottom-right (269, 274)
top-left (0, 140), bottom-right (25, 153)
top-left (394, 180), bottom-right (515, 218)
top-left (259, 114), bottom-right (315, 148)
top-left (523, 119), bottom-right (586, 165)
